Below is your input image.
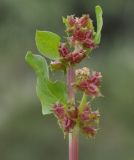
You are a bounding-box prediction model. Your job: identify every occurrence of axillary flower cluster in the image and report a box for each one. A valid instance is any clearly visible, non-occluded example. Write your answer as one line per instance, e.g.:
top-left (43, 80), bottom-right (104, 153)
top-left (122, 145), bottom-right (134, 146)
top-left (51, 15), bottom-right (96, 68)
top-left (52, 15), bottom-right (103, 138)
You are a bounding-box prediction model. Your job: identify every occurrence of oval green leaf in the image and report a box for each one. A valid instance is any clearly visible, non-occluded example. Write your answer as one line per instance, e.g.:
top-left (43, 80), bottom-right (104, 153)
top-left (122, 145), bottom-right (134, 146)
top-left (36, 30), bottom-right (61, 60)
top-left (25, 51), bottom-right (67, 115)
top-left (25, 51), bottom-right (49, 79)
top-left (25, 51), bottom-right (54, 114)
top-left (47, 80), bottom-right (67, 104)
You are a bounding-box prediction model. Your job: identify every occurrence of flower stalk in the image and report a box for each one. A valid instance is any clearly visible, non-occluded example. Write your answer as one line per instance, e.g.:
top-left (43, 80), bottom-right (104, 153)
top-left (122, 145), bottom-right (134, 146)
top-left (67, 67), bottom-right (79, 160)
top-left (69, 131), bottom-right (79, 160)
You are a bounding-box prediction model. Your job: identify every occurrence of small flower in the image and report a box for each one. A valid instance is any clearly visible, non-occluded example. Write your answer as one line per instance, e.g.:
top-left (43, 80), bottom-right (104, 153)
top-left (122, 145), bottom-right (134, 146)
top-left (53, 103), bottom-right (77, 133)
top-left (89, 110), bottom-right (100, 121)
top-left (68, 107), bottom-right (78, 120)
top-left (89, 71), bottom-right (102, 86)
top-left (67, 15), bottom-right (76, 27)
top-left (82, 126), bottom-right (97, 137)
top-left (73, 28), bottom-right (87, 42)
top-left (65, 49), bottom-right (86, 64)
top-left (86, 83), bottom-right (99, 96)
top-left (75, 67), bottom-right (90, 80)
top-left (79, 104), bottom-right (90, 121)
top-left (78, 103), bottom-right (100, 137)
top-left (59, 42), bottom-right (86, 65)
top-left (83, 38), bottom-right (96, 48)
top-left (62, 116), bottom-right (76, 132)
top-left (79, 15), bottom-right (89, 27)
top-left (72, 29), bottom-right (96, 49)
top-left (75, 70), bottom-right (102, 97)
top-left (53, 103), bottom-right (65, 119)
top-left (59, 43), bottom-right (69, 57)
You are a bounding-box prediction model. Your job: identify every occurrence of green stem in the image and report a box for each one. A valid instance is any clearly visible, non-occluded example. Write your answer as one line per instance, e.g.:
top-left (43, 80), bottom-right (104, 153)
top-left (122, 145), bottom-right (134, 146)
top-left (79, 93), bottom-right (87, 113)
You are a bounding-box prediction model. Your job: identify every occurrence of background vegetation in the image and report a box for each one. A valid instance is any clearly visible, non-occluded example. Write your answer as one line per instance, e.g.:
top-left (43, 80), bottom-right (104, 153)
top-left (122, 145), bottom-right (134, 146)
top-left (0, 0), bottom-right (134, 160)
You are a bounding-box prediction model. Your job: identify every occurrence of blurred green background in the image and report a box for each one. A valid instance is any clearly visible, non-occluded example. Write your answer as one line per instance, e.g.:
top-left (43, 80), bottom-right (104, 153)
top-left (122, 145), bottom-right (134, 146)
top-left (0, 0), bottom-right (134, 160)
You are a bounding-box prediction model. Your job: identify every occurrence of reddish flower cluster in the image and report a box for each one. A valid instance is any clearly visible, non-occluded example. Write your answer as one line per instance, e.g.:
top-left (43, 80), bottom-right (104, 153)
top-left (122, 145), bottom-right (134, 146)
top-left (53, 103), bottom-right (77, 132)
top-left (59, 43), bottom-right (86, 64)
top-left (53, 103), bottom-right (100, 137)
top-left (67, 15), bottom-right (91, 28)
top-left (70, 29), bottom-right (96, 49)
top-left (79, 104), bottom-right (100, 137)
top-left (66, 15), bottom-right (96, 48)
top-left (52, 15), bottom-right (96, 68)
top-left (76, 70), bottom-right (102, 97)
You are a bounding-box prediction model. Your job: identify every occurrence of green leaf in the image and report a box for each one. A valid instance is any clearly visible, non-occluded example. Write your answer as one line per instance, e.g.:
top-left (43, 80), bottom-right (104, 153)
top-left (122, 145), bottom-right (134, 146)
top-left (47, 81), bottom-right (67, 104)
top-left (94, 5), bottom-right (103, 44)
top-left (25, 51), bottom-right (54, 114)
top-left (25, 51), bottom-right (49, 79)
top-left (35, 30), bottom-right (61, 60)
top-left (25, 51), bottom-right (67, 115)
top-left (36, 78), bottom-right (57, 115)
